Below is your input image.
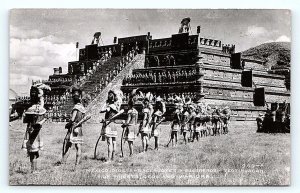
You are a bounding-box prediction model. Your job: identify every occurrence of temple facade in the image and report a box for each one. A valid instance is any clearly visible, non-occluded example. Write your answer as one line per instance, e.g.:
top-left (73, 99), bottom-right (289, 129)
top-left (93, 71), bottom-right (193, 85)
top-left (120, 31), bottom-right (290, 121)
top-left (12, 23), bottom-right (290, 122)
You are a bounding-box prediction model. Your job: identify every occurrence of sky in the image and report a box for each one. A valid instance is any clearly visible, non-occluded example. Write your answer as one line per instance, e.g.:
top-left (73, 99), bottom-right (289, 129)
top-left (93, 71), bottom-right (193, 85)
top-left (9, 9), bottom-right (291, 95)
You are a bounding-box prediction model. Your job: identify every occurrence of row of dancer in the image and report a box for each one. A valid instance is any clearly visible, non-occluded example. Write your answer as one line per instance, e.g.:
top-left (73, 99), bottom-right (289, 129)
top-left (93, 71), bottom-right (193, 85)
top-left (21, 84), bottom-right (230, 172)
top-left (169, 96), bottom-right (231, 147)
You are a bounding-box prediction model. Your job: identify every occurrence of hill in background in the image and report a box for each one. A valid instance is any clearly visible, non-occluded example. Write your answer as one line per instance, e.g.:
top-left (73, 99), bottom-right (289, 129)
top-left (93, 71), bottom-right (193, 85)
top-left (242, 42), bottom-right (291, 69)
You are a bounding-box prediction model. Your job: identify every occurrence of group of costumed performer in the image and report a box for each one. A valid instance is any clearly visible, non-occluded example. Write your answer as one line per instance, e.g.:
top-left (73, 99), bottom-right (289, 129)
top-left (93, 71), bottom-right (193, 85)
top-left (122, 89), bottom-right (166, 155)
top-left (168, 97), bottom-right (231, 146)
top-left (95, 88), bottom-right (167, 161)
top-left (20, 83), bottom-right (231, 171)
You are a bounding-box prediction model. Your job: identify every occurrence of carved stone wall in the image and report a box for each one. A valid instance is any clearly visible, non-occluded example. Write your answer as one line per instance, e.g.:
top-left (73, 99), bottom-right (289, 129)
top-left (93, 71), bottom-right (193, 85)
top-left (265, 94), bottom-right (290, 103)
top-left (203, 68), bottom-right (287, 90)
top-left (145, 51), bottom-right (197, 67)
top-left (253, 76), bottom-right (285, 88)
top-left (244, 60), bottom-right (267, 71)
top-left (202, 54), bottom-right (231, 67)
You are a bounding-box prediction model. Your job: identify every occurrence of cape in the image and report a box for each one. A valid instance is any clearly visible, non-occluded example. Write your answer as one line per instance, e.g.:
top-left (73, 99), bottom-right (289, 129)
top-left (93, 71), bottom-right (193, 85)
top-left (73, 103), bottom-right (86, 114)
top-left (25, 104), bottom-right (46, 115)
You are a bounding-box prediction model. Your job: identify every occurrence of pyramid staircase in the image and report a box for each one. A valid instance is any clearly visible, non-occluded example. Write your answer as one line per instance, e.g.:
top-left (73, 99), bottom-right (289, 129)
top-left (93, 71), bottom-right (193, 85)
top-left (80, 56), bottom-right (122, 94)
top-left (57, 56), bottom-right (123, 118)
top-left (86, 54), bottom-right (145, 122)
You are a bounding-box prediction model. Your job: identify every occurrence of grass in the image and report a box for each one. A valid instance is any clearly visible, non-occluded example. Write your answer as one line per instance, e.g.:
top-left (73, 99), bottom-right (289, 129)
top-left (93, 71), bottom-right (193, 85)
top-left (9, 120), bottom-right (290, 186)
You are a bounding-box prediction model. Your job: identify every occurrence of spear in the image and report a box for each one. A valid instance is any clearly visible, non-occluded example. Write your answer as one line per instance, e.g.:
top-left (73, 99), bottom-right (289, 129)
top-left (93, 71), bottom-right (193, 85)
top-left (62, 115), bottom-right (91, 157)
top-left (150, 116), bottom-right (165, 140)
top-left (94, 109), bottom-right (124, 159)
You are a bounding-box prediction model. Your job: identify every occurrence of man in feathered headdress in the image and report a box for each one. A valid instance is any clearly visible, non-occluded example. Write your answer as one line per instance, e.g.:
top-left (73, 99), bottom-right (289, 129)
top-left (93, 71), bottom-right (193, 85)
top-left (170, 96), bottom-right (183, 146)
top-left (139, 92), bottom-right (154, 152)
top-left (187, 104), bottom-right (196, 142)
top-left (151, 95), bottom-right (166, 150)
top-left (220, 106), bottom-right (231, 134)
top-left (121, 89), bottom-right (139, 156)
top-left (99, 88), bottom-right (123, 161)
top-left (181, 96), bottom-right (193, 144)
top-left (62, 87), bottom-right (86, 166)
top-left (22, 81), bottom-right (50, 173)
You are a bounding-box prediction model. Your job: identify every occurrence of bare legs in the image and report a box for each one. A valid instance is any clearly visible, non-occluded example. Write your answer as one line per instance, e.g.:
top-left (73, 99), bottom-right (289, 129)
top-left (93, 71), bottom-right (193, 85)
top-left (141, 134), bottom-right (149, 152)
top-left (128, 141), bottom-right (133, 156)
top-left (189, 126), bottom-right (194, 142)
top-left (171, 131), bottom-right (177, 147)
top-left (75, 144), bottom-right (81, 166)
top-left (29, 153), bottom-right (38, 173)
top-left (106, 137), bottom-right (116, 161)
top-left (62, 142), bottom-right (72, 163)
top-left (193, 132), bottom-right (199, 142)
top-left (183, 132), bottom-right (187, 145)
top-left (154, 136), bottom-right (159, 150)
top-left (62, 142), bottom-right (81, 166)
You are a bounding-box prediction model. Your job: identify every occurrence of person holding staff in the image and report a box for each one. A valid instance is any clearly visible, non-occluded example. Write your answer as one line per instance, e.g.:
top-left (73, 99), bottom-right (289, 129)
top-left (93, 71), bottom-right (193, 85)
top-left (171, 97), bottom-right (183, 147)
top-left (62, 88), bottom-right (86, 166)
top-left (151, 96), bottom-right (166, 150)
top-left (139, 92), bottom-right (153, 152)
top-left (22, 82), bottom-right (49, 173)
top-left (122, 90), bottom-right (139, 156)
top-left (181, 104), bottom-right (190, 145)
top-left (188, 104), bottom-right (196, 142)
top-left (99, 89), bottom-right (123, 162)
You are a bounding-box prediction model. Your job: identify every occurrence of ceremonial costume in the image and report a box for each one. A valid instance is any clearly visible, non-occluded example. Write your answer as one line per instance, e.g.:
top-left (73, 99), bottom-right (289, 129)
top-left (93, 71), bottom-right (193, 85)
top-left (65, 103), bottom-right (86, 144)
top-left (188, 110), bottom-right (196, 132)
top-left (181, 110), bottom-right (190, 134)
top-left (194, 113), bottom-right (204, 134)
top-left (171, 105), bottom-right (182, 133)
top-left (101, 104), bottom-right (118, 139)
top-left (139, 104), bottom-right (153, 136)
top-left (188, 107), bottom-right (196, 141)
top-left (96, 89), bottom-right (123, 161)
top-left (22, 82), bottom-right (50, 172)
top-left (151, 97), bottom-right (166, 150)
top-left (152, 110), bottom-right (164, 137)
top-left (220, 106), bottom-right (231, 134)
top-left (123, 108), bottom-right (138, 142)
top-left (22, 104), bottom-right (46, 158)
top-left (172, 109), bottom-right (181, 132)
top-left (100, 89), bottom-right (123, 140)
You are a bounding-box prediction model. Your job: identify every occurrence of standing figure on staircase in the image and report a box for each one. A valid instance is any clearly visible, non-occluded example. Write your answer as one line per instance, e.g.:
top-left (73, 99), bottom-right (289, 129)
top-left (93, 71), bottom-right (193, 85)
top-left (178, 18), bottom-right (191, 33)
top-left (91, 32), bottom-right (101, 46)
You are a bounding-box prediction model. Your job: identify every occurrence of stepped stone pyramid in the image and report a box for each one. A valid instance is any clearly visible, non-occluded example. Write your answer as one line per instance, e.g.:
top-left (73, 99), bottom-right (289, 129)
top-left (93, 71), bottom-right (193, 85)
top-left (120, 30), bottom-right (290, 121)
top-left (14, 21), bottom-right (290, 122)
top-left (26, 35), bottom-right (149, 121)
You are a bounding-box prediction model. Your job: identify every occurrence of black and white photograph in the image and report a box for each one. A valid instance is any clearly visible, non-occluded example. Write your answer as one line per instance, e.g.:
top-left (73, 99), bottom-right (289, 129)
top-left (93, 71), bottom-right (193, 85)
top-left (9, 9), bottom-right (291, 186)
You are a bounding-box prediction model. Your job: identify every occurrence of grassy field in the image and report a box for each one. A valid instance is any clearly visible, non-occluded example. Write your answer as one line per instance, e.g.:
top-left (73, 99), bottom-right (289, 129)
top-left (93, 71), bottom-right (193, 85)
top-left (9, 120), bottom-right (290, 186)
